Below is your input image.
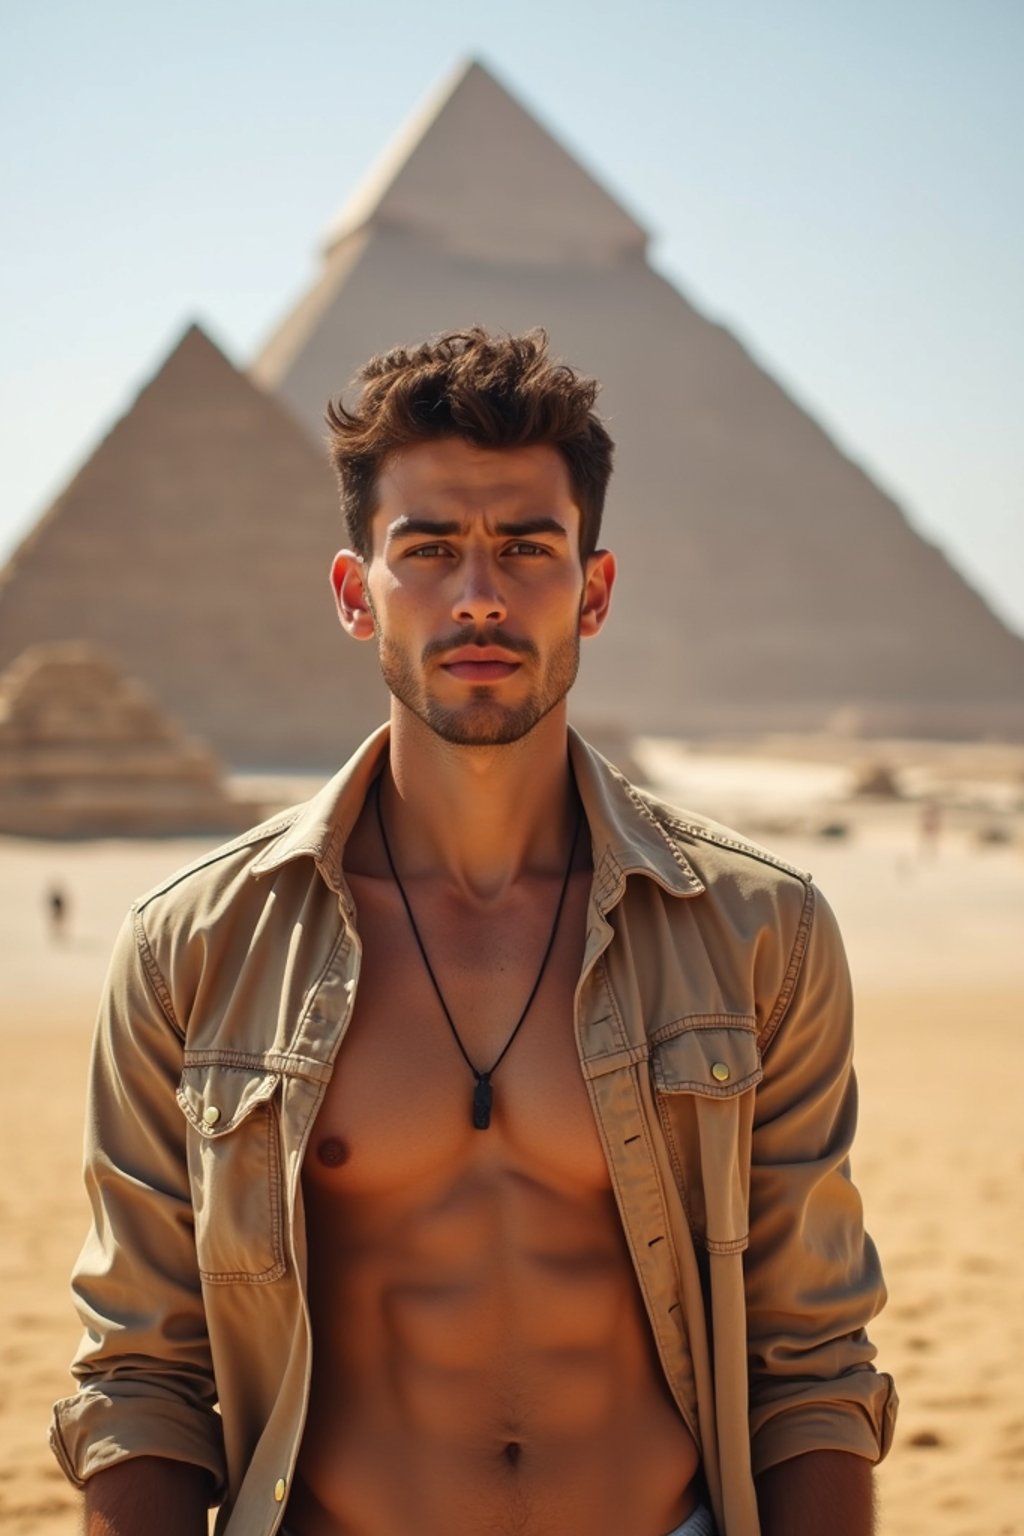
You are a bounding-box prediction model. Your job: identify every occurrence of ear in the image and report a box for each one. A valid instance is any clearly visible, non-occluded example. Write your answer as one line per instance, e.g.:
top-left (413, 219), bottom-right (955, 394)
top-left (579, 549), bottom-right (616, 638)
top-left (331, 550), bottom-right (376, 640)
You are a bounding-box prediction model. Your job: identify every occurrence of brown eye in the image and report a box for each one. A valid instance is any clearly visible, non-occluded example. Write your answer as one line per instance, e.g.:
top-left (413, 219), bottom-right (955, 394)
top-left (408, 544), bottom-right (450, 558)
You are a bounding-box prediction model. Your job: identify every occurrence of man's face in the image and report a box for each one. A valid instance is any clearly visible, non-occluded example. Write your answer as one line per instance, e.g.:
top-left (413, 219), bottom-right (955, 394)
top-left (332, 438), bottom-right (614, 747)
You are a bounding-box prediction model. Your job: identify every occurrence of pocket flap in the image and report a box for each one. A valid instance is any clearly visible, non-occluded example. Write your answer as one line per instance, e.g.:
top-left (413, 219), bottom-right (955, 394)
top-left (651, 1017), bottom-right (762, 1097)
top-left (176, 1063), bottom-right (281, 1138)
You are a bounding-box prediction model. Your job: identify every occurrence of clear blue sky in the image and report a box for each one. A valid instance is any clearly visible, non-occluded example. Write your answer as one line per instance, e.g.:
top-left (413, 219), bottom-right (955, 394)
top-left (2, 0), bottom-right (1022, 636)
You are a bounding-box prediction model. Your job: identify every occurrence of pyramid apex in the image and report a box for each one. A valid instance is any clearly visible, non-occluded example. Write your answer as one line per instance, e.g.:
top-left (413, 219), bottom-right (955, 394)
top-left (117, 319), bottom-right (254, 419)
top-left (322, 58), bottom-right (647, 267)
top-left (165, 317), bottom-right (235, 363)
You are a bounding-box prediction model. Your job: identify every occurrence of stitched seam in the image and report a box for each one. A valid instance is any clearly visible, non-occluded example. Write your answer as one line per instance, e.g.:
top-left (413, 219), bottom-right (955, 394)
top-left (706, 1235), bottom-right (748, 1255)
top-left (136, 813), bottom-right (302, 906)
top-left (266, 1099), bottom-right (284, 1275)
top-left (197, 1101), bottom-right (284, 1284)
top-left (654, 1073), bottom-right (762, 1098)
top-left (182, 1048), bottom-right (330, 1082)
top-left (653, 1089), bottom-right (698, 1240)
top-left (759, 881), bottom-right (816, 1053)
top-left (200, 1259), bottom-right (286, 1285)
top-left (630, 1075), bottom-right (690, 1369)
top-left (591, 1071), bottom-right (680, 1378)
top-left (133, 907), bottom-right (183, 1040)
top-left (181, 1059), bottom-right (278, 1077)
top-left (622, 784), bottom-right (705, 882)
top-left (649, 1014), bottom-right (757, 1047)
top-left (582, 1042), bottom-right (651, 1077)
top-left (592, 955), bottom-right (627, 1049)
top-left (658, 812), bottom-right (811, 883)
top-left (317, 822), bottom-right (348, 895)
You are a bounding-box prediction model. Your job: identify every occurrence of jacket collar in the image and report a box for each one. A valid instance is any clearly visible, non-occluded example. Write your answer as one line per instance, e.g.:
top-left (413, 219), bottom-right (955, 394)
top-left (250, 724), bottom-right (704, 906)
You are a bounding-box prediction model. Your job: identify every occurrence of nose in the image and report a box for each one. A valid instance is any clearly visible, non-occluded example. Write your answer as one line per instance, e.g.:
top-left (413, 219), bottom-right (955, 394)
top-left (452, 552), bottom-right (507, 627)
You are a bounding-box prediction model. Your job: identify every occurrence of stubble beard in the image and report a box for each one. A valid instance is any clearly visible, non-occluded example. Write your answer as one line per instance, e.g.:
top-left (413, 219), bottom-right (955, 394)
top-left (375, 631), bottom-right (581, 747)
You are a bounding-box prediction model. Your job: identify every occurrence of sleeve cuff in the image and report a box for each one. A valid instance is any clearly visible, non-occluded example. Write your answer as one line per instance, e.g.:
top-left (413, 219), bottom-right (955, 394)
top-left (50, 1384), bottom-right (226, 1502)
top-left (750, 1371), bottom-right (898, 1477)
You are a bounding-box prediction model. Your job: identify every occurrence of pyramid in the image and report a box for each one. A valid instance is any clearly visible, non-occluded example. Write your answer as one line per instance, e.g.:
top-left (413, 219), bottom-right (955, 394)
top-left (254, 59), bottom-right (1024, 740)
top-left (0, 643), bottom-right (262, 835)
top-left (0, 325), bottom-right (387, 766)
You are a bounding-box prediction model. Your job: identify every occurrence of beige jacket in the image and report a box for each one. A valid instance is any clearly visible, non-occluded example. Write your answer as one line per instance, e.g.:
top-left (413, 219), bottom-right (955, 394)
top-left (51, 727), bottom-right (896, 1535)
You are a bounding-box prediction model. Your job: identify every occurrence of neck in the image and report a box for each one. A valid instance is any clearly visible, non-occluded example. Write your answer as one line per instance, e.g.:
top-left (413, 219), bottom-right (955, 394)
top-left (381, 701), bottom-right (578, 900)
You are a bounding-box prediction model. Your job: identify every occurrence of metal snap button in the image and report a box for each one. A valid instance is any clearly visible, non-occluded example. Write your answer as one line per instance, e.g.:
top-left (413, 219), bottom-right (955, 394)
top-left (711, 1062), bottom-right (730, 1083)
top-left (274, 1477), bottom-right (287, 1502)
top-left (202, 1103), bottom-right (221, 1126)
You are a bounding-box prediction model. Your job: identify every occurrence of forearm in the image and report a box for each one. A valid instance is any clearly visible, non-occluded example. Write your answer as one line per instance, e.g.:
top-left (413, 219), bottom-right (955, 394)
top-left (756, 1449), bottom-right (875, 1536)
top-left (83, 1455), bottom-right (212, 1536)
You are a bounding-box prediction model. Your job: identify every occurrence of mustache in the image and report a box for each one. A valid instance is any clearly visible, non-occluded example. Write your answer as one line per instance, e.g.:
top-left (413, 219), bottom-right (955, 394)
top-left (422, 628), bottom-right (538, 662)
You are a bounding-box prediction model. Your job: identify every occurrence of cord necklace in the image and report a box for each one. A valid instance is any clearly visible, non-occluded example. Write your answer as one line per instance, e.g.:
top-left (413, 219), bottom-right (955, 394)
top-left (374, 772), bottom-right (583, 1131)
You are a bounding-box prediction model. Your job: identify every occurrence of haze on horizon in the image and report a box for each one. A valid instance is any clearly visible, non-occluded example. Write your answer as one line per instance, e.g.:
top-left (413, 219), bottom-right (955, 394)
top-left (2, 0), bottom-right (1021, 640)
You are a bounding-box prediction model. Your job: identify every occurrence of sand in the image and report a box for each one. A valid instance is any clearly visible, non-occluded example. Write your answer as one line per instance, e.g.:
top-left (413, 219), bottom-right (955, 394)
top-left (1, 749), bottom-right (1022, 1534)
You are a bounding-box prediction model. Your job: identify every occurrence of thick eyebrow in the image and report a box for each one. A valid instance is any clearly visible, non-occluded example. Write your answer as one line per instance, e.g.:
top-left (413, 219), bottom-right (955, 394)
top-left (386, 515), bottom-right (569, 542)
top-left (386, 517), bottom-right (463, 541)
top-left (494, 517), bottom-right (568, 540)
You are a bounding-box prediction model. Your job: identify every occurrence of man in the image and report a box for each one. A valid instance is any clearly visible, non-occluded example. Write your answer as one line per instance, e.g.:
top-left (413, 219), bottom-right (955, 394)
top-left (51, 329), bottom-right (895, 1536)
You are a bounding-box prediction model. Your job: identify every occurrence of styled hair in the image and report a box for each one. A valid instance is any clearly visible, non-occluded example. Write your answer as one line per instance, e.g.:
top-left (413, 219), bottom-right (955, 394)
top-left (325, 327), bottom-right (614, 559)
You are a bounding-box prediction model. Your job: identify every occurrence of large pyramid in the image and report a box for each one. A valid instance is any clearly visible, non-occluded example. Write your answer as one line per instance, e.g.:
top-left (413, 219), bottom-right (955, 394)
top-left (0, 325), bottom-right (385, 766)
top-left (3, 60), bottom-right (1021, 762)
top-left (254, 59), bottom-right (1024, 741)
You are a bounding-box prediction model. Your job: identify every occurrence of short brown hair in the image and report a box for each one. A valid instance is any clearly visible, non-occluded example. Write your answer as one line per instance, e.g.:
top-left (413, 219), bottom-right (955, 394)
top-left (325, 328), bottom-right (614, 559)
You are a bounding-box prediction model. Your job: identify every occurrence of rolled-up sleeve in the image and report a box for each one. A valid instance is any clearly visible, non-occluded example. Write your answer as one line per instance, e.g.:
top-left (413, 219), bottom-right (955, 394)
top-left (49, 907), bottom-right (225, 1497)
top-left (746, 884), bottom-right (897, 1476)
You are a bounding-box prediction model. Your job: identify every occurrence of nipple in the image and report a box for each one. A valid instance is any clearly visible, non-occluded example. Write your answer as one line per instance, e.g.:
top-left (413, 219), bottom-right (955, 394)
top-left (316, 1136), bottom-right (351, 1168)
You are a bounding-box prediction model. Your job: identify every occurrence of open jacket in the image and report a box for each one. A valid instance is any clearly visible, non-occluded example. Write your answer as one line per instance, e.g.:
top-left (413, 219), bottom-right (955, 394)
top-left (51, 727), bottom-right (896, 1536)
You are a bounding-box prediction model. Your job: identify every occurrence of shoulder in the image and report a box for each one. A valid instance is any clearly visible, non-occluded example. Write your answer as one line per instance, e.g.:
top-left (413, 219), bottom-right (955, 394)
top-left (630, 778), bottom-right (814, 914)
top-left (119, 795), bottom-right (346, 1046)
top-left (645, 787), bottom-right (810, 885)
top-left (133, 803), bottom-right (307, 919)
top-left (611, 779), bottom-right (828, 1044)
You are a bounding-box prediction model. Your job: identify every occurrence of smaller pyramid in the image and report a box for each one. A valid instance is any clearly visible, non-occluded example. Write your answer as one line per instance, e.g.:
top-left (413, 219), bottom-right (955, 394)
top-left (0, 643), bottom-right (261, 836)
top-left (0, 323), bottom-right (387, 766)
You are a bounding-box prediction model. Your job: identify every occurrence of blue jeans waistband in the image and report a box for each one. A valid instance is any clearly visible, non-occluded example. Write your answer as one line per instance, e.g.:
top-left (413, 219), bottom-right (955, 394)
top-left (666, 1505), bottom-right (716, 1536)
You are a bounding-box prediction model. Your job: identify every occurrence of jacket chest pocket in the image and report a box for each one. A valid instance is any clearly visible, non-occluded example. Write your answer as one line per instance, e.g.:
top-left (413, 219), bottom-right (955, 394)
top-left (650, 1017), bottom-right (762, 1252)
top-left (177, 1062), bottom-right (286, 1284)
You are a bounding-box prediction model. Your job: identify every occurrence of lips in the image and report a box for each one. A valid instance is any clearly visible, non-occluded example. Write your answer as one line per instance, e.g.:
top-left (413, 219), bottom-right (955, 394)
top-left (440, 646), bottom-right (523, 682)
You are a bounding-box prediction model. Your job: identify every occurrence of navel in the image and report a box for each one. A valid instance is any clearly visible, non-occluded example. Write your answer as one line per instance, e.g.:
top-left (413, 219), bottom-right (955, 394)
top-left (316, 1135), bottom-right (351, 1168)
top-left (502, 1441), bottom-right (523, 1469)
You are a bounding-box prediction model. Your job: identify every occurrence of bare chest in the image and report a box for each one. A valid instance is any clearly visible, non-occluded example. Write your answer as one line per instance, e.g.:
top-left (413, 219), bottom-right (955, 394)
top-left (305, 872), bottom-right (607, 1193)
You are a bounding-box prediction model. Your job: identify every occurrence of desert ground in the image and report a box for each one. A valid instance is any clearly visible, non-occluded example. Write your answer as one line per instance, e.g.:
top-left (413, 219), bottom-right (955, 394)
top-left (1, 738), bottom-right (1021, 1535)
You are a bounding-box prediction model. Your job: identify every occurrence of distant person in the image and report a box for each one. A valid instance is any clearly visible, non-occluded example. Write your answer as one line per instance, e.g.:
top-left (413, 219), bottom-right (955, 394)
top-left (45, 883), bottom-right (68, 942)
top-left (919, 800), bottom-right (943, 856)
top-left (52, 329), bottom-right (896, 1536)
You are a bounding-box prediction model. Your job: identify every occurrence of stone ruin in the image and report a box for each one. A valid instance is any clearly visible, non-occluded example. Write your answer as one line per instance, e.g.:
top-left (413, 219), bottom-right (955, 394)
top-left (0, 643), bottom-right (263, 836)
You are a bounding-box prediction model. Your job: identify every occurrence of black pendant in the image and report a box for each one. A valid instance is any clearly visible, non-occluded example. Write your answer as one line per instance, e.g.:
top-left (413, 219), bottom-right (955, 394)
top-left (472, 1073), bottom-right (493, 1130)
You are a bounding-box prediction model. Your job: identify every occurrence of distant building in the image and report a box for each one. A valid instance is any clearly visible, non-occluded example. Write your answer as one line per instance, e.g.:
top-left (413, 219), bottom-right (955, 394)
top-left (0, 643), bottom-right (262, 835)
top-left (1, 58), bottom-right (1021, 763)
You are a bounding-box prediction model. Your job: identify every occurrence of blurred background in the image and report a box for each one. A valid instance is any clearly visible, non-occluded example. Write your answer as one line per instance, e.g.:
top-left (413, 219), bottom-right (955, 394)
top-left (0, 4), bottom-right (1021, 1534)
